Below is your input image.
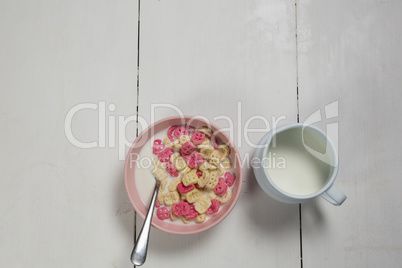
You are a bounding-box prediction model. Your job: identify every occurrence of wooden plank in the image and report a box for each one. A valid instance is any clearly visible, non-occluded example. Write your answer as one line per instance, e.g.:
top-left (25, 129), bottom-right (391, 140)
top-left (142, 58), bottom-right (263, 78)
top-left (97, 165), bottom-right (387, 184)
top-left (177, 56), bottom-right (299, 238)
top-left (297, 0), bottom-right (402, 266)
top-left (0, 1), bottom-right (138, 267)
top-left (138, 0), bottom-right (300, 267)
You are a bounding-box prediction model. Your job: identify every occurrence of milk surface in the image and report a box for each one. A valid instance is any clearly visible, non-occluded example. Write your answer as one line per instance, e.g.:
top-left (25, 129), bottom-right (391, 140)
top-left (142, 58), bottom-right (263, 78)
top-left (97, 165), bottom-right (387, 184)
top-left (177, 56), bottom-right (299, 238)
top-left (266, 129), bottom-right (331, 196)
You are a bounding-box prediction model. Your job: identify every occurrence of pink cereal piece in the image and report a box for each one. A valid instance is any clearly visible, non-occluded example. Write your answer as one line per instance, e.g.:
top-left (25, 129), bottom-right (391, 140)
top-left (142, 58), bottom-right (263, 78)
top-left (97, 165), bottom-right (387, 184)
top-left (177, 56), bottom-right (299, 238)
top-left (155, 200), bottom-right (160, 208)
top-left (173, 201), bottom-right (190, 216)
top-left (191, 131), bottom-right (206, 145)
top-left (158, 147), bottom-right (174, 162)
top-left (206, 199), bottom-right (220, 215)
top-left (177, 182), bottom-right (195, 194)
top-left (180, 141), bottom-right (196, 155)
top-left (156, 207), bottom-right (170, 220)
top-left (166, 162), bottom-right (179, 177)
top-left (196, 171), bottom-right (203, 178)
top-left (224, 172), bottom-right (236, 187)
top-left (214, 177), bottom-right (228, 196)
top-left (185, 204), bottom-right (198, 219)
top-left (167, 126), bottom-right (177, 142)
top-left (153, 139), bottom-right (165, 155)
top-left (174, 126), bottom-right (190, 139)
top-left (188, 152), bottom-right (204, 168)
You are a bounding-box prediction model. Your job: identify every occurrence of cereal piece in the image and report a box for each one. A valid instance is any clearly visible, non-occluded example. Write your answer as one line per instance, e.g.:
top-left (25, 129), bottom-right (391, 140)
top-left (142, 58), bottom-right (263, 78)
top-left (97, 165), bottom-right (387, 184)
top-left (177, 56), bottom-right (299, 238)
top-left (168, 177), bottom-right (181, 192)
top-left (180, 141), bottom-right (196, 155)
top-left (205, 173), bottom-right (219, 190)
top-left (156, 207), bottom-right (170, 220)
top-left (185, 204), bottom-right (198, 219)
top-left (166, 162), bottom-right (179, 177)
top-left (158, 147), bottom-right (174, 162)
top-left (194, 213), bottom-right (206, 223)
top-left (174, 156), bottom-right (187, 171)
top-left (211, 150), bottom-right (222, 160)
top-left (224, 172), bottom-right (236, 187)
top-left (208, 191), bottom-right (217, 200)
top-left (197, 171), bottom-right (210, 188)
top-left (152, 167), bottom-right (168, 181)
top-left (195, 196), bottom-right (212, 214)
top-left (170, 152), bottom-right (180, 163)
top-left (199, 161), bottom-right (217, 171)
top-left (220, 157), bottom-right (232, 169)
top-left (172, 201), bottom-right (190, 216)
top-left (198, 127), bottom-right (212, 137)
top-left (191, 131), bottom-right (206, 145)
top-left (177, 182), bottom-right (195, 194)
top-left (155, 200), bottom-right (160, 208)
top-left (172, 139), bottom-right (182, 149)
top-left (164, 191), bottom-right (180, 206)
top-left (170, 207), bottom-right (178, 220)
top-left (153, 157), bottom-right (167, 169)
top-left (159, 179), bottom-right (168, 192)
top-left (153, 139), bottom-right (165, 155)
top-left (216, 190), bottom-right (231, 204)
top-left (206, 199), bottom-right (220, 214)
top-left (186, 188), bottom-right (202, 203)
top-left (200, 145), bottom-right (214, 159)
top-left (182, 170), bottom-right (198, 186)
top-left (181, 166), bottom-right (191, 174)
top-left (157, 192), bottom-right (165, 205)
top-left (179, 135), bottom-right (191, 145)
top-left (164, 137), bottom-right (174, 147)
top-left (188, 152), bottom-right (204, 168)
top-left (218, 145), bottom-right (230, 158)
top-left (214, 177), bottom-right (228, 196)
top-left (196, 171), bottom-right (203, 178)
top-left (174, 126), bottom-right (190, 139)
top-left (209, 157), bottom-right (220, 168)
top-left (181, 215), bottom-right (191, 224)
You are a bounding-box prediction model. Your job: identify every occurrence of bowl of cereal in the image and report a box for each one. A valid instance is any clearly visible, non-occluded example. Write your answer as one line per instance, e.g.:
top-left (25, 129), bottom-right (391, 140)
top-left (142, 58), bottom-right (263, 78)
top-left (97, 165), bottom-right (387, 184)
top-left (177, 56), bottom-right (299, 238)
top-left (124, 116), bottom-right (242, 235)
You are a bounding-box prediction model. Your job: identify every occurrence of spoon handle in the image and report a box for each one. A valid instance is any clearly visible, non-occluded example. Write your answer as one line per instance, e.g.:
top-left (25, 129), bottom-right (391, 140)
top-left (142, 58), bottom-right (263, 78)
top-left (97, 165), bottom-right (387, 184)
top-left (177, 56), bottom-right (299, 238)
top-left (131, 181), bottom-right (160, 266)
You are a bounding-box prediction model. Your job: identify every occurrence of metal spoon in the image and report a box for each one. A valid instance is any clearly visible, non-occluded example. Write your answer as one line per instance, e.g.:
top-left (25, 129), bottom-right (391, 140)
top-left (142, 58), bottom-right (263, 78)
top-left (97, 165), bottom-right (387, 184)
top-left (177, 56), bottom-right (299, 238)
top-left (130, 178), bottom-right (161, 266)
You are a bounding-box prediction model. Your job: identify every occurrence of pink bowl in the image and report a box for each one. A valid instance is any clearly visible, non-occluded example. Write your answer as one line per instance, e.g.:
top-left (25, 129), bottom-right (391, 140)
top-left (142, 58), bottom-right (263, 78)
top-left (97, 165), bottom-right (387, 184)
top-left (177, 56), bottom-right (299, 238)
top-left (124, 116), bottom-right (243, 235)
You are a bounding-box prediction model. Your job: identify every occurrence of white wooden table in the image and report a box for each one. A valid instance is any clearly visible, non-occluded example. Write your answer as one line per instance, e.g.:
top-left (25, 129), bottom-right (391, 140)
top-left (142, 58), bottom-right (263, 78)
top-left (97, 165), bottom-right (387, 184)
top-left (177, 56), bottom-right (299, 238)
top-left (1, 0), bottom-right (401, 267)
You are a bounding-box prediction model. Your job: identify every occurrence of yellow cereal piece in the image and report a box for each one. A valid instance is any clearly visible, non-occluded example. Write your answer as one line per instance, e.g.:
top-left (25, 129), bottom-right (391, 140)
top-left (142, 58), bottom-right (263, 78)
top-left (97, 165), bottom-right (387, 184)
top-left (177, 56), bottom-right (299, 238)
top-left (194, 213), bottom-right (206, 223)
top-left (211, 150), bottom-right (222, 160)
top-left (179, 135), bottom-right (191, 144)
top-left (218, 145), bottom-right (230, 158)
top-left (209, 157), bottom-right (220, 168)
top-left (205, 174), bottom-right (219, 190)
top-left (170, 208), bottom-right (177, 220)
top-left (173, 156), bottom-right (187, 171)
top-left (152, 167), bottom-right (168, 181)
top-left (164, 137), bottom-right (173, 147)
top-left (181, 166), bottom-right (191, 174)
top-left (159, 179), bottom-right (168, 192)
top-left (217, 190), bottom-right (231, 204)
top-left (170, 152), bottom-right (180, 163)
top-left (164, 191), bottom-right (180, 206)
top-left (208, 191), bottom-right (217, 200)
top-left (200, 145), bottom-right (214, 158)
top-left (198, 127), bottom-right (212, 137)
top-left (220, 157), bottom-right (232, 170)
top-left (197, 171), bottom-right (210, 188)
top-left (168, 177), bottom-right (181, 192)
top-left (172, 139), bottom-right (182, 148)
top-left (181, 216), bottom-right (191, 224)
top-left (195, 196), bottom-right (212, 214)
top-left (186, 188), bottom-right (202, 203)
top-left (182, 170), bottom-right (198, 186)
top-left (157, 192), bottom-right (165, 205)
